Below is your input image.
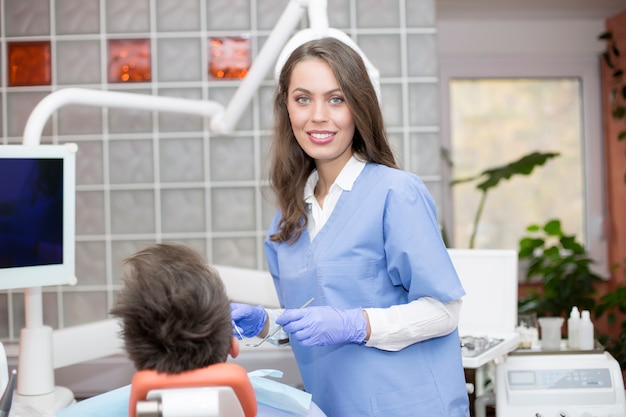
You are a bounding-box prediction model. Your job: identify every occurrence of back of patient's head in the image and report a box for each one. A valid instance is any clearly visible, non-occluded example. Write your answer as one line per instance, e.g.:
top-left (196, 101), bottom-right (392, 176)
top-left (110, 243), bottom-right (232, 374)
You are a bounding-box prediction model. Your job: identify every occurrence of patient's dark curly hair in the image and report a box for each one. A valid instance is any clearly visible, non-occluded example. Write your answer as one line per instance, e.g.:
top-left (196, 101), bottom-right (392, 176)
top-left (110, 243), bottom-right (232, 374)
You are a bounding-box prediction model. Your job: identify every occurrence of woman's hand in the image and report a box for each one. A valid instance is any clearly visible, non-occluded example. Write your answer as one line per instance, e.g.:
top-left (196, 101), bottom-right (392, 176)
top-left (276, 306), bottom-right (367, 347)
top-left (230, 303), bottom-right (267, 338)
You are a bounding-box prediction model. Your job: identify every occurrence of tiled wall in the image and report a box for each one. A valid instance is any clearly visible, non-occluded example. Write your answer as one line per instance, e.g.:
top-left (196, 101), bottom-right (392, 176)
top-left (0, 0), bottom-right (441, 340)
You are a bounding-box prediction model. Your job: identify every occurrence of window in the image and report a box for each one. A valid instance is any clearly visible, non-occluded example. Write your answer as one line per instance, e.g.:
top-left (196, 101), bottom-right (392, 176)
top-left (440, 55), bottom-right (607, 276)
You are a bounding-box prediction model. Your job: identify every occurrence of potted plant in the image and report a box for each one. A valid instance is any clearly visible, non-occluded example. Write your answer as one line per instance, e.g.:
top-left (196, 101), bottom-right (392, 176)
top-left (517, 219), bottom-right (626, 372)
top-left (517, 219), bottom-right (604, 318)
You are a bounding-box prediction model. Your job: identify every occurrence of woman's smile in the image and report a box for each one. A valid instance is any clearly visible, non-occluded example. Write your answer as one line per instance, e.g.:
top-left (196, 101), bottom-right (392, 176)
top-left (308, 130), bottom-right (336, 145)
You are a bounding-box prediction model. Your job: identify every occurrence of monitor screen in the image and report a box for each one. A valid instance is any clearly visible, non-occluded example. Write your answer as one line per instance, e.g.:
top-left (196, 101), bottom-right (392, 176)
top-left (0, 144), bottom-right (77, 289)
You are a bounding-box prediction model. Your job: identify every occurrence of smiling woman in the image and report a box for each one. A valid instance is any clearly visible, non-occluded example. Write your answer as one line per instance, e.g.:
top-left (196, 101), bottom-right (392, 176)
top-left (232, 37), bottom-right (471, 417)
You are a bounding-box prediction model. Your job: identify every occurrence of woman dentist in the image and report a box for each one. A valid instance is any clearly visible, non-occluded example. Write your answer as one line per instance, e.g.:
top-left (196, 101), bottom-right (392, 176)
top-left (231, 37), bottom-right (470, 417)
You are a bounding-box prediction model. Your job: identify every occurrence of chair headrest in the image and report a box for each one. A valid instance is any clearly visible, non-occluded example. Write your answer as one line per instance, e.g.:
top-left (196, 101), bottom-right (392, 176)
top-left (129, 362), bottom-right (257, 417)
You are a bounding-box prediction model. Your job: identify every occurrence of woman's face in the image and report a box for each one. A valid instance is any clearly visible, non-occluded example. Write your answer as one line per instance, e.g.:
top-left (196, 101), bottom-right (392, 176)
top-left (286, 58), bottom-right (355, 169)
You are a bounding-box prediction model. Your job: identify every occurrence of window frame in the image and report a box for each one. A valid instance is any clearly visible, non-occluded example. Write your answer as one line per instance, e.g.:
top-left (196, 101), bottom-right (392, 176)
top-left (439, 54), bottom-right (608, 276)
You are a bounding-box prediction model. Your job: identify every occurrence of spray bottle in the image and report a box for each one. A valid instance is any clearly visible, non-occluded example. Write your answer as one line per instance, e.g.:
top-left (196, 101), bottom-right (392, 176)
top-left (567, 306), bottom-right (580, 349)
top-left (578, 310), bottom-right (595, 350)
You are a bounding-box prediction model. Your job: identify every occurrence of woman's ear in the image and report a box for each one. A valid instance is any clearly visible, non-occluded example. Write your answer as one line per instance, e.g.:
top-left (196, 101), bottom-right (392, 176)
top-left (229, 336), bottom-right (240, 359)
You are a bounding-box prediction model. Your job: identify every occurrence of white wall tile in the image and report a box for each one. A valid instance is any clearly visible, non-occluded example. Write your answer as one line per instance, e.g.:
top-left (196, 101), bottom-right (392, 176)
top-left (106, 0), bottom-right (150, 33)
top-left (56, 40), bottom-right (101, 85)
top-left (56, 0), bottom-right (100, 35)
top-left (356, 0), bottom-right (400, 28)
top-left (212, 237), bottom-right (257, 268)
top-left (110, 190), bottom-right (156, 234)
top-left (207, 0), bottom-right (250, 30)
top-left (161, 188), bottom-right (206, 233)
top-left (407, 0), bottom-right (437, 27)
top-left (6, 92), bottom-right (51, 137)
top-left (409, 83), bottom-right (440, 126)
top-left (407, 34), bottom-right (439, 76)
top-left (5, 0), bottom-right (50, 36)
top-left (76, 191), bottom-right (105, 234)
top-left (156, 0), bottom-right (201, 32)
top-left (159, 137), bottom-right (205, 182)
top-left (256, 0), bottom-right (288, 30)
top-left (211, 188), bottom-right (256, 231)
top-left (210, 136), bottom-right (255, 181)
top-left (410, 132), bottom-right (442, 176)
top-left (157, 38), bottom-right (203, 82)
top-left (58, 105), bottom-right (103, 134)
top-left (75, 141), bottom-right (104, 185)
top-left (359, 34), bottom-right (403, 78)
top-left (75, 241), bottom-right (107, 286)
top-left (380, 83), bottom-right (404, 128)
top-left (108, 139), bottom-right (154, 184)
top-left (62, 292), bottom-right (108, 326)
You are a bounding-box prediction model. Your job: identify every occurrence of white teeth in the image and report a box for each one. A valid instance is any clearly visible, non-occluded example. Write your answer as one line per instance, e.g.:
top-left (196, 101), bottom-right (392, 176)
top-left (310, 132), bottom-right (332, 139)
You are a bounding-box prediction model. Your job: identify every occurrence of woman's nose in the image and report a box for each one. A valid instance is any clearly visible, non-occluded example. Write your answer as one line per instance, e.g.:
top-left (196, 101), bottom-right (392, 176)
top-left (311, 102), bottom-right (328, 122)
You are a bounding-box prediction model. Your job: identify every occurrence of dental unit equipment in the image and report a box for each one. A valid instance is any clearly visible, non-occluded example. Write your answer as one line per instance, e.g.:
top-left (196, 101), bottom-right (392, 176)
top-left (10, 1), bottom-right (380, 415)
top-left (246, 298), bottom-right (315, 348)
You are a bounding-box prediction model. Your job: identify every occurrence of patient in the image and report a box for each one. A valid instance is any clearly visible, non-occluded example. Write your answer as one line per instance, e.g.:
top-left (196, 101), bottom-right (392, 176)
top-left (57, 243), bottom-right (324, 417)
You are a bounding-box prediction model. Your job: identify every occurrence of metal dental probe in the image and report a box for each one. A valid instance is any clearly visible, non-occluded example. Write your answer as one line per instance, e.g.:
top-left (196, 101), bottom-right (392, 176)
top-left (246, 297), bottom-right (315, 347)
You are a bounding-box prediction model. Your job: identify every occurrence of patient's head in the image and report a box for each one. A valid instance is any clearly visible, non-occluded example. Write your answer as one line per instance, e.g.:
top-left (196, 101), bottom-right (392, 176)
top-left (110, 243), bottom-right (233, 374)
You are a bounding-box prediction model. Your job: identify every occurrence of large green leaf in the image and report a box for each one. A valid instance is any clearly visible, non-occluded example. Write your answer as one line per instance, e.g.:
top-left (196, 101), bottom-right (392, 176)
top-left (452, 151), bottom-right (560, 192)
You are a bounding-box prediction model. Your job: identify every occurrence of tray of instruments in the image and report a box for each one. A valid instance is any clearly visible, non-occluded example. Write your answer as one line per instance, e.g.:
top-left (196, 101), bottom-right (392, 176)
top-left (460, 332), bottom-right (520, 369)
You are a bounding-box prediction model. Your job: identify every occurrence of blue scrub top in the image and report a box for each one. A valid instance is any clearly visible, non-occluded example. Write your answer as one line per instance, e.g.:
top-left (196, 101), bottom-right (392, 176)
top-left (265, 163), bottom-right (470, 417)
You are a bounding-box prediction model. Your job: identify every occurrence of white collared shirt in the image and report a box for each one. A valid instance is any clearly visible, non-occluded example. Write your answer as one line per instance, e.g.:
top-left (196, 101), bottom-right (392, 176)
top-left (303, 156), bottom-right (365, 240)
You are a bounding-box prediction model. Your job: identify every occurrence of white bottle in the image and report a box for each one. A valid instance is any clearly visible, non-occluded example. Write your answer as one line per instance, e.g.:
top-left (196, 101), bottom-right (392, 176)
top-left (578, 310), bottom-right (594, 350)
top-left (567, 306), bottom-right (580, 349)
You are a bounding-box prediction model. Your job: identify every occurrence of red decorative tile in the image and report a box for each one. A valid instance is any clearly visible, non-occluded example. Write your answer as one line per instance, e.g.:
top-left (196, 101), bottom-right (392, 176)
top-left (108, 39), bottom-right (151, 83)
top-left (8, 41), bottom-right (52, 86)
top-left (209, 36), bottom-right (251, 79)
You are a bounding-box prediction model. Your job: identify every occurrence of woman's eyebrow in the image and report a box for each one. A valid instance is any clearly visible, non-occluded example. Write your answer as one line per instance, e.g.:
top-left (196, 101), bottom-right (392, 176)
top-left (290, 87), bottom-right (342, 95)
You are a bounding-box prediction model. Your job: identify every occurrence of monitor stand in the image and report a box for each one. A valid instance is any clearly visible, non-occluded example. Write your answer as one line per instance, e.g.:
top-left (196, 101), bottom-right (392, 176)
top-left (9, 288), bottom-right (75, 416)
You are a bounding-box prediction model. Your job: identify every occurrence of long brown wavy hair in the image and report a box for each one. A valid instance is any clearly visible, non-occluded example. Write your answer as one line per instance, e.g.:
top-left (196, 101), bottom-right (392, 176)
top-left (269, 37), bottom-right (398, 243)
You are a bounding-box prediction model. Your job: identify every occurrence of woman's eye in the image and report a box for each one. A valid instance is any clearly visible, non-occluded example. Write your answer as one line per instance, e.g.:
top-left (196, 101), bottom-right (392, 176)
top-left (295, 96), bottom-right (310, 104)
top-left (329, 96), bottom-right (344, 104)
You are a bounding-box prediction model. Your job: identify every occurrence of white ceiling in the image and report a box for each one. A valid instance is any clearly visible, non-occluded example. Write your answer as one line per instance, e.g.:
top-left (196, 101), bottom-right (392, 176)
top-left (436, 0), bottom-right (626, 20)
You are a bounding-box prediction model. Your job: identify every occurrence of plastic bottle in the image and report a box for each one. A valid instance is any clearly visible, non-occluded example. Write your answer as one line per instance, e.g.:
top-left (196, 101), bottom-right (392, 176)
top-left (578, 310), bottom-right (594, 350)
top-left (567, 306), bottom-right (580, 349)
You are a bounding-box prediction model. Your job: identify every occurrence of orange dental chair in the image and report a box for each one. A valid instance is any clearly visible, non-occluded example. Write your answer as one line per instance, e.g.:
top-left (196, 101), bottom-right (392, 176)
top-left (129, 363), bottom-right (257, 417)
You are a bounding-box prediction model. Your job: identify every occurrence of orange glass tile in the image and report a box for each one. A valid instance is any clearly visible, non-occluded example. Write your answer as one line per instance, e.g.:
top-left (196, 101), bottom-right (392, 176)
top-left (209, 37), bottom-right (251, 80)
top-left (8, 41), bottom-right (52, 87)
top-left (108, 39), bottom-right (151, 83)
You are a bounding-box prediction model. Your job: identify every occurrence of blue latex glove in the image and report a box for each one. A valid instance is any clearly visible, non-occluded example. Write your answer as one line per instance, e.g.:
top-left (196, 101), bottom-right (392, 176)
top-left (230, 303), bottom-right (267, 338)
top-left (276, 306), bottom-right (367, 347)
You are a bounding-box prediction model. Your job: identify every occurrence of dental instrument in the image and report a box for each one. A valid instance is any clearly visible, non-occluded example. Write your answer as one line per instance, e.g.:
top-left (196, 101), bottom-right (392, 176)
top-left (233, 321), bottom-right (245, 340)
top-left (0, 370), bottom-right (16, 417)
top-left (246, 298), bottom-right (315, 347)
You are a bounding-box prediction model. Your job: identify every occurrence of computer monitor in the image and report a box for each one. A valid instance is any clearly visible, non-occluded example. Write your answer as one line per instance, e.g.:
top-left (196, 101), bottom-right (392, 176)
top-left (0, 143), bottom-right (77, 289)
